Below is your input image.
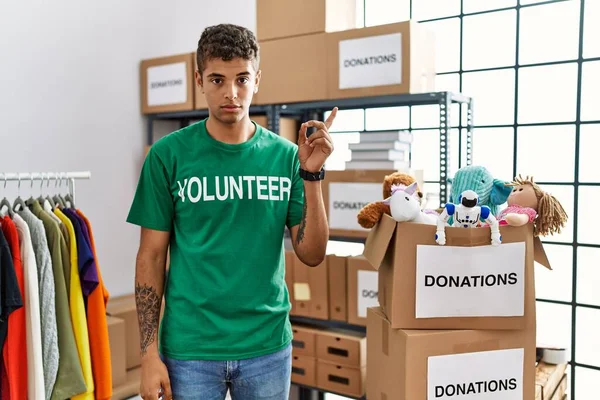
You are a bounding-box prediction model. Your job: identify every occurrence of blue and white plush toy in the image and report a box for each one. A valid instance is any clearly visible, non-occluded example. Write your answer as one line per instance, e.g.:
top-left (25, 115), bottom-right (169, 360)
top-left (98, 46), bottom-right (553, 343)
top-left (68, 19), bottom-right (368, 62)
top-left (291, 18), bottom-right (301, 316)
top-left (435, 190), bottom-right (502, 246)
top-left (447, 165), bottom-right (512, 217)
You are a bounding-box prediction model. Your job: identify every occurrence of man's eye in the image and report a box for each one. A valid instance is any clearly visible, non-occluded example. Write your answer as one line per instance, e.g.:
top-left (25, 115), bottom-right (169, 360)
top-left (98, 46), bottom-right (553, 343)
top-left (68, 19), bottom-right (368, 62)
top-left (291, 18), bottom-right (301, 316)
top-left (238, 77), bottom-right (249, 84)
top-left (212, 79), bottom-right (222, 84)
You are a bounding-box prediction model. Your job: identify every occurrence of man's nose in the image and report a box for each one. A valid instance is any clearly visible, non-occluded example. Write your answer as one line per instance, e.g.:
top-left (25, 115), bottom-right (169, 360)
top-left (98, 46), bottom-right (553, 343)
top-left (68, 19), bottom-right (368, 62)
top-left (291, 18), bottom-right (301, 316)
top-left (225, 82), bottom-right (238, 100)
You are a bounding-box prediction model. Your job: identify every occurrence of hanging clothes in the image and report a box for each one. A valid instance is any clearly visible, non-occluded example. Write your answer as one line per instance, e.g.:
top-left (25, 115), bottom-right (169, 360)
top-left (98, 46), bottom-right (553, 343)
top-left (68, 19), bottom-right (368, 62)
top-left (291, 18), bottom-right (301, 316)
top-left (17, 207), bottom-right (59, 400)
top-left (0, 228), bottom-right (23, 399)
top-left (62, 209), bottom-right (98, 299)
top-left (11, 213), bottom-right (44, 400)
top-left (53, 209), bottom-right (94, 400)
top-left (1, 216), bottom-right (27, 400)
top-left (76, 210), bottom-right (112, 400)
top-left (57, 221), bottom-right (71, 298)
top-left (30, 201), bottom-right (87, 399)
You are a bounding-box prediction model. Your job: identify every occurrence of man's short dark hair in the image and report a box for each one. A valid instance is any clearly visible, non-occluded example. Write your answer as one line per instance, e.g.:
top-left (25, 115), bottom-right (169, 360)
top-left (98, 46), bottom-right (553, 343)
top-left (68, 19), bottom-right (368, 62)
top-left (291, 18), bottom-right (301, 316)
top-left (196, 24), bottom-right (260, 76)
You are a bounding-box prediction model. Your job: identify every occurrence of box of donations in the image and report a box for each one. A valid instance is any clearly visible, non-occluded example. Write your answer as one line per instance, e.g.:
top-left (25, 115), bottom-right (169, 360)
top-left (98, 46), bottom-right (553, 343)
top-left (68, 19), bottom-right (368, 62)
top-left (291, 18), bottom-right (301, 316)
top-left (362, 214), bottom-right (551, 330)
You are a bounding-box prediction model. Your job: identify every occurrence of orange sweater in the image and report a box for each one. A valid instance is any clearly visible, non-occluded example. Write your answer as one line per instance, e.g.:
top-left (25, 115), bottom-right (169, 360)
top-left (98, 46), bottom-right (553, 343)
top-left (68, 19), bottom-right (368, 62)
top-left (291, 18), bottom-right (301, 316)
top-left (77, 210), bottom-right (112, 400)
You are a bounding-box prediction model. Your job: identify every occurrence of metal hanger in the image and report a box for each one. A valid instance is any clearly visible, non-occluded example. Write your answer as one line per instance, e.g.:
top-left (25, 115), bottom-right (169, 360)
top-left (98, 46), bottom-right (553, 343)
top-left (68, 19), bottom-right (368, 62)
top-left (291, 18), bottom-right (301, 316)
top-left (64, 175), bottom-right (75, 209)
top-left (0, 174), bottom-right (14, 218)
top-left (12, 174), bottom-right (27, 213)
top-left (38, 173), bottom-right (56, 209)
top-left (53, 172), bottom-right (67, 209)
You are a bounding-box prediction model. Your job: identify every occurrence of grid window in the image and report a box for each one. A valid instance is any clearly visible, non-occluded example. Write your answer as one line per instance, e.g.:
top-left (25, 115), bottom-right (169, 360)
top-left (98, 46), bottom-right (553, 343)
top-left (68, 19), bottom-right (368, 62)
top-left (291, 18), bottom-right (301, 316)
top-left (462, 69), bottom-right (515, 125)
top-left (410, 129), bottom-right (440, 181)
top-left (326, 109), bottom-right (365, 133)
top-left (364, 0), bottom-right (409, 27)
top-left (576, 367), bottom-right (600, 399)
top-left (471, 127), bottom-right (514, 180)
top-left (516, 125), bottom-right (576, 182)
top-left (536, 301), bottom-right (573, 358)
top-left (535, 244), bottom-right (573, 302)
top-left (581, 61), bottom-right (600, 121)
top-left (421, 18), bottom-right (461, 73)
top-left (365, 106), bottom-right (410, 131)
top-left (435, 73), bottom-right (460, 93)
top-left (519, 1), bottom-right (580, 64)
top-left (355, 2), bottom-right (593, 396)
top-left (518, 63), bottom-right (578, 123)
top-left (583, 0), bottom-right (600, 58)
top-left (463, 0), bottom-right (517, 13)
top-left (462, 10), bottom-right (517, 70)
top-left (412, 0), bottom-right (460, 21)
top-left (538, 184), bottom-right (575, 244)
top-left (579, 124), bottom-right (600, 182)
top-left (577, 186), bottom-right (600, 245)
top-left (577, 247), bottom-right (600, 306)
top-left (575, 307), bottom-right (600, 367)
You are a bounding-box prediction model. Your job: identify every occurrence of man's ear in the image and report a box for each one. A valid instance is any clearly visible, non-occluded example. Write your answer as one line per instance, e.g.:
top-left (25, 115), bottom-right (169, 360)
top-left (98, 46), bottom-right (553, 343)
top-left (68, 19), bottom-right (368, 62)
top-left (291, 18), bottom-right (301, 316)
top-left (195, 70), bottom-right (204, 92)
top-left (254, 69), bottom-right (261, 93)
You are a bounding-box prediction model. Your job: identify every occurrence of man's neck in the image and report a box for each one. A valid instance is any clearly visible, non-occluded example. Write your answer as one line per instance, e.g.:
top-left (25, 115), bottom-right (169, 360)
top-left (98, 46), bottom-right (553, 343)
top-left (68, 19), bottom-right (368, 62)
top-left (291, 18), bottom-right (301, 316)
top-left (206, 115), bottom-right (256, 145)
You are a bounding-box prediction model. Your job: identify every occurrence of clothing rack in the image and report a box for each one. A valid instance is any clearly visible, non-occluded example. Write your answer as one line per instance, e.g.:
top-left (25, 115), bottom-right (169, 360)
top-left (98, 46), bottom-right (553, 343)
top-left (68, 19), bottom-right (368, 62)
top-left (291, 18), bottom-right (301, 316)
top-left (1, 171), bottom-right (91, 204)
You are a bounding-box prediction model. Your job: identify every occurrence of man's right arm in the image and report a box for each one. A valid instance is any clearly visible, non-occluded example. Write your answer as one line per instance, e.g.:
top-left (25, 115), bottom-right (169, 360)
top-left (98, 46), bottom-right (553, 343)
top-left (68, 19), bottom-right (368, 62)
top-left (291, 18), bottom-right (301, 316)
top-left (135, 227), bottom-right (170, 361)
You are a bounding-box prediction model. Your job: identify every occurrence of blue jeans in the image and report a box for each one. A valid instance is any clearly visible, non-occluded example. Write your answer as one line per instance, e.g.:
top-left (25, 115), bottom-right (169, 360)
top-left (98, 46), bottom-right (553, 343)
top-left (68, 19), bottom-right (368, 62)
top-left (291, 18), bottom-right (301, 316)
top-left (162, 343), bottom-right (292, 399)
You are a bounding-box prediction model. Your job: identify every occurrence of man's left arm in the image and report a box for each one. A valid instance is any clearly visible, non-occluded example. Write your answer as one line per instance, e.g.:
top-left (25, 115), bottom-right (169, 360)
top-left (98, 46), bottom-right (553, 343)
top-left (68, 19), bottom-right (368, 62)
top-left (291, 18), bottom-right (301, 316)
top-left (289, 107), bottom-right (338, 267)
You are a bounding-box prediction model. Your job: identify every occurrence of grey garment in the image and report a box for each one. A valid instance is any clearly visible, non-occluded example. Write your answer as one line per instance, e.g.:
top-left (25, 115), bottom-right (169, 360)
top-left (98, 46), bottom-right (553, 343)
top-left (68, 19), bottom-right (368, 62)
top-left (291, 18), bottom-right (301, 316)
top-left (18, 207), bottom-right (59, 400)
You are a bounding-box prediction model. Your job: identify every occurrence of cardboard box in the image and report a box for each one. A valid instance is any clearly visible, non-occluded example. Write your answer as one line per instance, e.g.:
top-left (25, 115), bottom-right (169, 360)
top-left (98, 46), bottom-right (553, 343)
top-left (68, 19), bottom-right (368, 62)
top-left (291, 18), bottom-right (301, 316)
top-left (257, 33), bottom-right (328, 104)
top-left (346, 256), bottom-right (378, 326)
top-left (322, 169), bottom-right (396, 239)
top-left (367, 306), bottom-right (536, 400)
top-left (327, 255), bottom-right (348, 322)
top-left (293, 254), bottom-right (329, 320)
top-left (285, 250), bottom-right (296, 315)
top-left (106, 294), bottom-right (141, 370)
top-left (326, 21), bottom-right (436, 100)
top-left (107, 316), bottom-right (126, 387)
top-left (112, 367), bottom-right (141, 400)
top-left (141, 53), bottom-right (195, 114)
top-left (252, 115), bottom-right (299, 144)
top-left (291, 325), bottom-right (319, 357)
top-left (257, 0), bottom-right (359, 41)
top-left (317, 360), bottom-right (366, 398)
top-left (292, 354), bottom-right (317, 387)
top-left (363, 214), bottom-right (551, 330)
top-left (316, 329), bottom-right (366, 368)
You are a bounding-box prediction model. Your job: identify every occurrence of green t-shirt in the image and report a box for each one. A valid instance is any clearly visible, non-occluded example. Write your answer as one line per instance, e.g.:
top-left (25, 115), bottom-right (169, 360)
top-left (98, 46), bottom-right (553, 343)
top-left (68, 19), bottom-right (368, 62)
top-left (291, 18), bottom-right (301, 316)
top-left (126, 118), bottom-right (304, 360)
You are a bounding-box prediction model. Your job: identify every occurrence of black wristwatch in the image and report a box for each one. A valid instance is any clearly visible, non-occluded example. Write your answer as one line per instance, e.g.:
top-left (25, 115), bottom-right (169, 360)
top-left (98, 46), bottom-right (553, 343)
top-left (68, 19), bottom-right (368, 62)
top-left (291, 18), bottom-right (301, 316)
top-left (300, 167), bottom-right (325, 181)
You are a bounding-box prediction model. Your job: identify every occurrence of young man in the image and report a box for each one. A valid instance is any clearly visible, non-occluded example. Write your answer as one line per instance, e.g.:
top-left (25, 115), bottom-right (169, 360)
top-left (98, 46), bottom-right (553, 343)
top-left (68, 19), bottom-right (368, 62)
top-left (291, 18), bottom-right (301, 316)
top-left (127, 23), bottom-right (337, 399)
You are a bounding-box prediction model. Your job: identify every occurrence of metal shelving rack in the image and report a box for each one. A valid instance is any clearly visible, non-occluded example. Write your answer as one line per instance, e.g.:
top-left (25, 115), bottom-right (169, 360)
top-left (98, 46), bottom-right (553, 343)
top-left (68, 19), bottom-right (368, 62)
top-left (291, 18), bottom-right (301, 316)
top-left (145, 91), bottom-right (473, 206)
top-left (144, 91), bottom-right (473, 399)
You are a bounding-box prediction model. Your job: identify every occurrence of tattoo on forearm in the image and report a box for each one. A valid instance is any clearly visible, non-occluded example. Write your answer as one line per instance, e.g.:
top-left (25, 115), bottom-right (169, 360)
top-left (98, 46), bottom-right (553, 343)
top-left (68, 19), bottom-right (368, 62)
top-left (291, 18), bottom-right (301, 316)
top-left (135, 283), bottom-right (161, 356)
top-left (296, 194), bottom-right (308, 245)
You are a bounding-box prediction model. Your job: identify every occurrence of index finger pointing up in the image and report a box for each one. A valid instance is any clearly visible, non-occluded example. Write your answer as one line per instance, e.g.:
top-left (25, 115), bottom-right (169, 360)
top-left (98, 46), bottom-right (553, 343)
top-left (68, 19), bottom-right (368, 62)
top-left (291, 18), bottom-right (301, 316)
top-left (325, 107), bottom-right (339, 129)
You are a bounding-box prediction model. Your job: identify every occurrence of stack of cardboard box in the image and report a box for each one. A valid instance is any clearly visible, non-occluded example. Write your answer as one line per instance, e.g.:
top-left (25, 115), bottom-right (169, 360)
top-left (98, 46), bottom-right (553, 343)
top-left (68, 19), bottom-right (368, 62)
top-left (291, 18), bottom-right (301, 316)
top-left (362, 214), bottom-right (552, 399)
top-left (106, 294), bottom-right (144, 399)
top-left (290, 324), bottom-right (367, 398)
top-left (256, 0), bottom-right (436, 105)
top-left (286, 251), bottom-right (379, 329)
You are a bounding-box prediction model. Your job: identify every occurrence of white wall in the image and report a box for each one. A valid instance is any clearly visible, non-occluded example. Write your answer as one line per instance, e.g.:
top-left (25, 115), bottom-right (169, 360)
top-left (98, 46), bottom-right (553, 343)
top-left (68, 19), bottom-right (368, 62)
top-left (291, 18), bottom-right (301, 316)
top-left (0, 0), bottom-right (256, 298)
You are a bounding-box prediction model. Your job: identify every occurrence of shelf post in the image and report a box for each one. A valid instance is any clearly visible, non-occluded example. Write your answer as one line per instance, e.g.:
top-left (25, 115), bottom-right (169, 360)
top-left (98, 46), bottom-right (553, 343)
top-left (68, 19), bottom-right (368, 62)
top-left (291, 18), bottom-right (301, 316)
top-left (439, 92), bottom-right (451, 206)
top-left (466, 97), bottom-right (474, 166)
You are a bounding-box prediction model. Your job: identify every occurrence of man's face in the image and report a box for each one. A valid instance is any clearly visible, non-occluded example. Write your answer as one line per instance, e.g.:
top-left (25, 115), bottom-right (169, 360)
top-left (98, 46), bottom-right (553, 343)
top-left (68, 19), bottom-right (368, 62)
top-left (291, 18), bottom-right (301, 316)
top-left (196, 57), bottom-right (260, 125)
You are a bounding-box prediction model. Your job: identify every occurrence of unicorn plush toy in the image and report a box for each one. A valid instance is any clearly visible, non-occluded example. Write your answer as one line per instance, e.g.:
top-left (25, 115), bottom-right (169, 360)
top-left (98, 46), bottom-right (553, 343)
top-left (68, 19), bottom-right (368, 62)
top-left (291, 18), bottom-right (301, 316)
top-left (382, 182), bottom-right (437, 225)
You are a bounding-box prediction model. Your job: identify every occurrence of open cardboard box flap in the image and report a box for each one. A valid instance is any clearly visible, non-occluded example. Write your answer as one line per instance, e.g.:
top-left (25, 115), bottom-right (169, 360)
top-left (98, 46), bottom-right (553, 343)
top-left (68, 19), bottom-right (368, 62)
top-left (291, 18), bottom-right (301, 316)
top-left (363, 214), bottom-right (552, 270)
